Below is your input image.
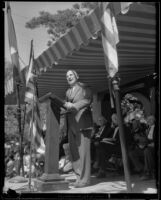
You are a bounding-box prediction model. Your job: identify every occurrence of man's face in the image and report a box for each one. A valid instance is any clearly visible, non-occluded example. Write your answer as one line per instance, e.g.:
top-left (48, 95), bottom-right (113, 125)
top-left (66, 70), bottom-right (77, 86)
top-left (112, 114), bottom-right (117, 125)
top-left (147, 116), bottom-right (155, 126)
top-left (98, 118), bottom-right (105, 126)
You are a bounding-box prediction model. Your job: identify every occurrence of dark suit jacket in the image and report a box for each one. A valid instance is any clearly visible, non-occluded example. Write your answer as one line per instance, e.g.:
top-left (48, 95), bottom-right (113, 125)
top-left (101, 125), bottom-right (132, 147)
top-left (92, 122), bottom-right (111, 141)
top-left (98, 125), bottom-right (120, 145)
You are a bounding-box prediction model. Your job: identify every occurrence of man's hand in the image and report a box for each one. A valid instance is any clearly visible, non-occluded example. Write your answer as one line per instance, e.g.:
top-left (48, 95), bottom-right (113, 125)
top-left (64, 102), bottom-right (77, 112)
top-left (64, 102), bottom-right (73, 110)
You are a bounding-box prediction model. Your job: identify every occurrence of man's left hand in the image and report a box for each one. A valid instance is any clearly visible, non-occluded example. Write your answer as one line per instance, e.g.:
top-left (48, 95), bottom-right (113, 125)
top-left (64, 102), bottom-right (73, 109)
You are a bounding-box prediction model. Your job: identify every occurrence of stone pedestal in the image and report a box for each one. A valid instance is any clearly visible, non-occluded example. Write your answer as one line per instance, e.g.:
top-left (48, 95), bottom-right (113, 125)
top-left (34, 173), bottom-right (69, 192)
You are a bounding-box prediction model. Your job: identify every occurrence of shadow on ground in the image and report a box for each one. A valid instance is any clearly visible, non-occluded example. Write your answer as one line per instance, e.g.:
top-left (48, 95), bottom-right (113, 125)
top-left (3, 171), bottom-right (157, 194)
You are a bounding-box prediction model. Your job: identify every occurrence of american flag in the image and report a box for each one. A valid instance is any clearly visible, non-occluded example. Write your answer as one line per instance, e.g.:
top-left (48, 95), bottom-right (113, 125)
top-left (6, 2), bottom-right (23, 96)
top-left (99, 2), bottom-right (133, 107)
top-left (25, 40), bottom-right (45, 154)
top-left (99, 2), bottom-right (119, 78)
top-left (5, 77), bottom-right (13, 96)
top-left (99, 2), bottom-right (133, 77)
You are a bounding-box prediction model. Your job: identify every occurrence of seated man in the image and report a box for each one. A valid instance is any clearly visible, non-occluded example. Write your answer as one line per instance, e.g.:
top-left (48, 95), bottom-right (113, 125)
top-left (129, 118), bottom-right (147, 150)
top-left (128, 118), bottom-right (148, 173)
top-left (141, 115), bottom-right (156, 180)
top-left (129, 115), bottom-right (156, 180)
top-left (96, 113), bottom-right (131, 178)
top-left (91, 116), bottom-right (111, 173)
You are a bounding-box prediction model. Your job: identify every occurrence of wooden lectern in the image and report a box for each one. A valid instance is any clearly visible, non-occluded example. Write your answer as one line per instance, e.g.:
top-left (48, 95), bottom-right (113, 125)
top-left (34, 93), bottom-right (69, 191)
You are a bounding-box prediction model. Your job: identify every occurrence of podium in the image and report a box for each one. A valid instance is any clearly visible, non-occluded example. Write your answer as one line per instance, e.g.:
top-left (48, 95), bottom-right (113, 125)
top-left (34, 93), bottom-right (69, 191)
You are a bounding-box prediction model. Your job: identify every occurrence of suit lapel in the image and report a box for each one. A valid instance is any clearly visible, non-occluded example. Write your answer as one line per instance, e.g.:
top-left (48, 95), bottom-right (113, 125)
top-left (67, 84), bottom-right (81, 102)
top-left (70, 84), bottom-right (81, 101)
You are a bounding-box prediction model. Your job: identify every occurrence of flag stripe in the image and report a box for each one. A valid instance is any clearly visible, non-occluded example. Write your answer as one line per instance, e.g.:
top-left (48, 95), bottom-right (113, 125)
top-left (35, 103), bottom-right (41, 121)
top-left (25, 40), bottom-right (45, 153)
top-left (7, 2), bottom-right (23, 84)
top-left (25, 92), bottom-right (35, 102)
top-left (5, 77), bottom-right (14, 96)
top-left (102, 34), bottom-right (118, 65)
top-left (99, 2), bottom-right (119, 78)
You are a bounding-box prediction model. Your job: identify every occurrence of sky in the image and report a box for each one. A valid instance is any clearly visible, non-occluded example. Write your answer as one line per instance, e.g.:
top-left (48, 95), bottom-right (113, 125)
top-left (4, 2), bottom-right (79, 68)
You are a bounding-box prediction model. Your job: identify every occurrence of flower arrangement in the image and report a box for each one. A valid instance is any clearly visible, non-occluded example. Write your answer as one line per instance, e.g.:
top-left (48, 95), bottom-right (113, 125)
top-left (121, 93), bottom-right (146, 124)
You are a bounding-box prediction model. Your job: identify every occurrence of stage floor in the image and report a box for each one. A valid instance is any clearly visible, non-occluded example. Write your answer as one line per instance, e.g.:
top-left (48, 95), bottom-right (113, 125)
top-left (3, 171), bottom-right (157, 194)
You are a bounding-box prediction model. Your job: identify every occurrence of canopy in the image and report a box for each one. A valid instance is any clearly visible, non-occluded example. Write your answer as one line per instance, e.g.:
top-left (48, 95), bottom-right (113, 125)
top-left (35, 3), bottom-right (156, 99)
top-left (5, 2), bottom-right (156, 104)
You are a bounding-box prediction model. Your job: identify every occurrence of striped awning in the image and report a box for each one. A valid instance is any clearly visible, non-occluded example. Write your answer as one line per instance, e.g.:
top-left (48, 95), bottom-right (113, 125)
top-left (33, 3), bottom-right (157, 99)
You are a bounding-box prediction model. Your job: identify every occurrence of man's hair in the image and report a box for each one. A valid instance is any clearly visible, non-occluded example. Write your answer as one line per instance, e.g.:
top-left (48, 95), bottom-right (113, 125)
top-left (98, 116), bottom-right (107, 124)
top-left (147, 115), bottom-right (155, 122)
top-left (66, 70), bottom-right (79, 79)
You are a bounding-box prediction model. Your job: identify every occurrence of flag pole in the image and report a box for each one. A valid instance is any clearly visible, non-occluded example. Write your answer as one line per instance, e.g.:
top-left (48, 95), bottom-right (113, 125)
top-left (21, 102), bottom-right (27, 174)
top-left (28, 40), bottom-right (35, 191)
top-left (15, 80), bottom-right (24, 176)
top-left (99, 2), bottom-right (132, 192)
top-left (22, 103), bottom-right (27, 144)
top-left (6, 1), bottom-right (25, 178)
top-left (112, 76), bottom-right (132, 192)
top-left (28, 97), bottom-right (34, 191)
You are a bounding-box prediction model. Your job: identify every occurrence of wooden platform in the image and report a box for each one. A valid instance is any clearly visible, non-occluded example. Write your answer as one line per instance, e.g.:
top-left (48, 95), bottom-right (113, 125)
top-left (3, 171), bottom-right (157, 194)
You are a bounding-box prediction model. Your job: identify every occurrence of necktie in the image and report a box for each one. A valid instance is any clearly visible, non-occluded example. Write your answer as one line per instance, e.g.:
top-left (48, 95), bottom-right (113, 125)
top-left (113, 127), bottom-right (119, 139)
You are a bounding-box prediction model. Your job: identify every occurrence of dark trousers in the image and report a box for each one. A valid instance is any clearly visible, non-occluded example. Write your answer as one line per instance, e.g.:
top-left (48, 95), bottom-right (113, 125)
top-left (129, 147), bottom-right (144, 172)
top-left (144, 146), bottom-right (155, 174)
top-left (59, 135), bottom-right (68, 159)
top-left (90, 139), bottom-right (100, 165)
top-left (129, 146), bottom-right (155, 174)
top-left (98, 142), bottom-right (121, 171)
top-left (90, 140), bottom-right (96, 163)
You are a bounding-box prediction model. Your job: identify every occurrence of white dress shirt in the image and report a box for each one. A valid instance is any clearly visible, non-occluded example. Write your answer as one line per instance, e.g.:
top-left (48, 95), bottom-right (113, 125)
top-left (147, 125), bottom-right (155, 140)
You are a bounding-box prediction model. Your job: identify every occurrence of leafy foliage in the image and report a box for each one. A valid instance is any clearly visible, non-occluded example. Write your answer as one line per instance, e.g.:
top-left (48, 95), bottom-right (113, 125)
top-left (121, 93), bottom-right (146, 124)
top-left (5, 105), bottom-right (27, 141)
top-left (25, 2), bottom-right (98, 46)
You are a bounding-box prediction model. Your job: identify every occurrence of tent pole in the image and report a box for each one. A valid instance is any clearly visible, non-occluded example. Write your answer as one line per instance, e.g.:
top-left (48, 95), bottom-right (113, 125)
top-left (15, 81), bottom-right (24, 176)
top-left (112, 76), bottom-right (132, 193)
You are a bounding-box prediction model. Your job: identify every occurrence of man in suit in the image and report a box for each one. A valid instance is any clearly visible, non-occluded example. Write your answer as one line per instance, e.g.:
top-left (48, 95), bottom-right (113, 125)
top-left (91, 116), bottom-right (111, 173)
top-left (141, 115), bottom-right (156, 180)
top-left (64, 70), bottom-right (93, 187)
top-left (96, 113), bottom-right (132, 178)
top-left (96, 113), bottom-right (121, 178)
top-left (129, 115), bottom-right (156, 180)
